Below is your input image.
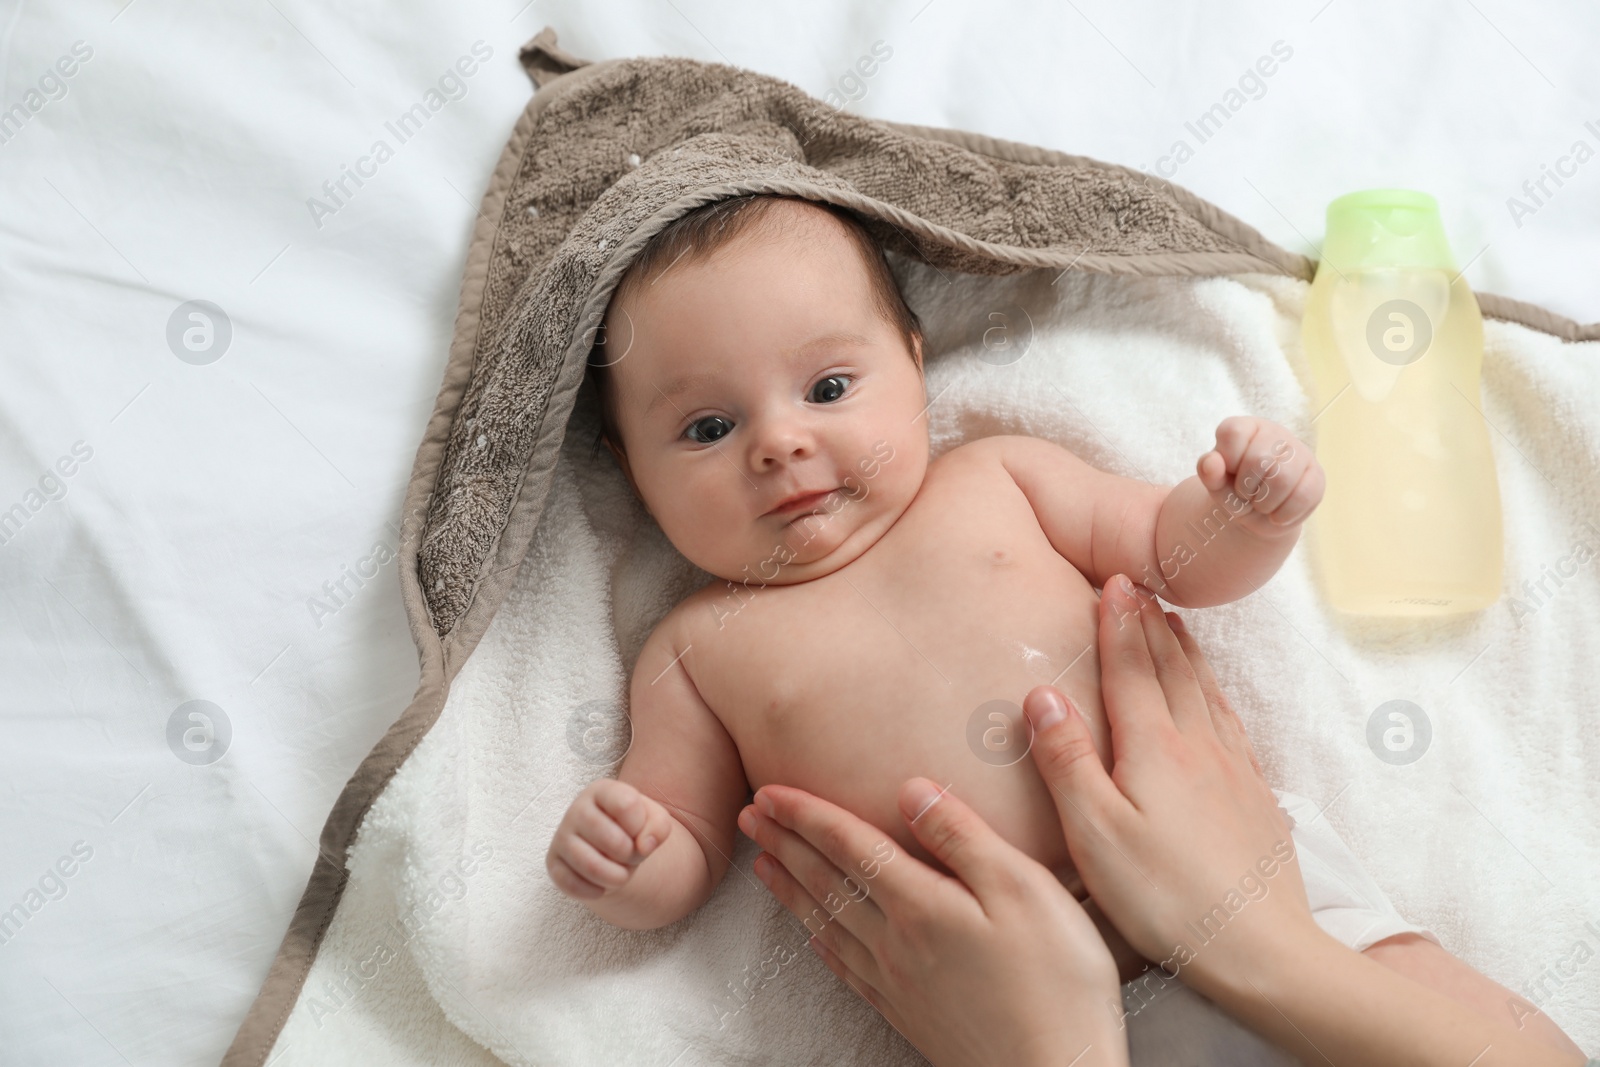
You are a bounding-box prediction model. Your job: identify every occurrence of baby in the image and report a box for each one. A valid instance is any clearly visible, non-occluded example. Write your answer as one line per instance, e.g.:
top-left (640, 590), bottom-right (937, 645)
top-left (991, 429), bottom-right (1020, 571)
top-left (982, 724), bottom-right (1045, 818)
top-left (545, 194), bottom-right (1580, 1053)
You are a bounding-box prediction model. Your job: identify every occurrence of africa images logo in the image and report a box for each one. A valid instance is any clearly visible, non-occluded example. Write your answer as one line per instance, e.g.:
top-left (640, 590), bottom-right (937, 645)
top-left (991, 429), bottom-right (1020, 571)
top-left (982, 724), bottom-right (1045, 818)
top-left (166, 701), bottom-right (231, 766)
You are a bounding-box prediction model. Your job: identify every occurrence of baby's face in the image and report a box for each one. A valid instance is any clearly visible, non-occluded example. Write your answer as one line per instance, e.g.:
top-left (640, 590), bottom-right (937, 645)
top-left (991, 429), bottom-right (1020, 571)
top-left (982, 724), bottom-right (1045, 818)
top-left (601, 204), bottom-right (930, 585)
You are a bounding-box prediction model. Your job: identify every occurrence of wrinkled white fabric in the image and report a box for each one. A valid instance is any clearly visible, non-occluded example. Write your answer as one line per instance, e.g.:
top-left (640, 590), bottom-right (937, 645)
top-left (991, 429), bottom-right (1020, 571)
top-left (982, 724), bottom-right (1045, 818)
top-left (287, 262), bottom-right (1598, 1065)
top-left (6, 2), bottom-right (1597, 1063)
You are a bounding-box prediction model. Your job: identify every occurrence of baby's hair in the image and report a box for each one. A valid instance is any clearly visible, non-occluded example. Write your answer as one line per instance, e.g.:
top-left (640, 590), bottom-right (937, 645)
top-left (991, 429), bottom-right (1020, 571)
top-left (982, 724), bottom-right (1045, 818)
top-left (584, 193), bottom-right (924, 459)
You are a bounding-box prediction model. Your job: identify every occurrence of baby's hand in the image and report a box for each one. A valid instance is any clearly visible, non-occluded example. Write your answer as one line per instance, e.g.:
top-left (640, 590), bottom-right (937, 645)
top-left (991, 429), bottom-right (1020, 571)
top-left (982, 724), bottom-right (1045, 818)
top-left (547, 778), bottom-right (676, 901)
top-left (1196, 416), bottom-right (1325, 532)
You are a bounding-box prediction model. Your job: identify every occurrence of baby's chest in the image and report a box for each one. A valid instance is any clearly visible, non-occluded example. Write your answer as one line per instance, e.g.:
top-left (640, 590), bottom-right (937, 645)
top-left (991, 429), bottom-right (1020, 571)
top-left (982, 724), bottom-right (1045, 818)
top-left (685, 453), bottom-right (1102, 786)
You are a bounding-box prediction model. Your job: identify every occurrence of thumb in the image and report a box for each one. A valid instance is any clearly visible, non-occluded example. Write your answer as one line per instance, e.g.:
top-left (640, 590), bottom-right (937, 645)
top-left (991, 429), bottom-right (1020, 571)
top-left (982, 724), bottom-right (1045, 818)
top-left (1022, 686), bottom-right (1125, 845)
top-left (1197, 449), bottom-right (1228, 492)
top-left (634, 796), bottom-right (679, 860)
top-left (897, 778), bottom-right (1020, 900)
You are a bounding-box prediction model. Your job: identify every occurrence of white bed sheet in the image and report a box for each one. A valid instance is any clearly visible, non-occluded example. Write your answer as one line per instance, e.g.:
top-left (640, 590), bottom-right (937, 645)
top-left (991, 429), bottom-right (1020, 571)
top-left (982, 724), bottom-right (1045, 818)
top-left (1, 1), bottom-right (1593, 1063)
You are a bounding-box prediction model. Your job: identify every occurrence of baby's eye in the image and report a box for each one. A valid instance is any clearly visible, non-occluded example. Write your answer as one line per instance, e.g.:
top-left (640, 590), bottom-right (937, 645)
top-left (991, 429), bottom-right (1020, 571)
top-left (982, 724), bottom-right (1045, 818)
top-left (684, 415), bottom-right (733, 444)
top-left (809, 374), bottom-right (854, 404)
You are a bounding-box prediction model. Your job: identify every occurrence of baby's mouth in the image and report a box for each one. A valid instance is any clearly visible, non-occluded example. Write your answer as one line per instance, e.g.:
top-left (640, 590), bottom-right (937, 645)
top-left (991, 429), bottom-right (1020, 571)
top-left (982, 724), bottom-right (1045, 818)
top-left (766, 488), bottom-right (837, 519)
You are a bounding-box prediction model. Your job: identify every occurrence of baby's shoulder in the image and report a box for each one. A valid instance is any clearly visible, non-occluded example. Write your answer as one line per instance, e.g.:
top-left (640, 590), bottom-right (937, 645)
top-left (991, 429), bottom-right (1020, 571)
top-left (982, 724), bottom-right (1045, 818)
top-left (653, 577), bottom-right (740, 646)
top-left (647, 586), bottom-right (710, 640)
top-left (930, 434), bottom-right (1063, 480)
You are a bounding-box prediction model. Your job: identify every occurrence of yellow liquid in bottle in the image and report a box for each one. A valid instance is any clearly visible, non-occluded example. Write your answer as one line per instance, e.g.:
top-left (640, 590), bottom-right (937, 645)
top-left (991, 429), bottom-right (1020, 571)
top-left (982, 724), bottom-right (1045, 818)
top-left (1302, 268), bottom-right (1504, 615)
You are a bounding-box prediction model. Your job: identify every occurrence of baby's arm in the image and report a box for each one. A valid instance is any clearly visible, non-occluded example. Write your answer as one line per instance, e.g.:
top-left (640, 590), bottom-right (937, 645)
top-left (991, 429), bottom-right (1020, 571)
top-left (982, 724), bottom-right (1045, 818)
top-left (546, 614), bottom-right (747, 930)
top-left (992, 418), bottom-right (1324, 608)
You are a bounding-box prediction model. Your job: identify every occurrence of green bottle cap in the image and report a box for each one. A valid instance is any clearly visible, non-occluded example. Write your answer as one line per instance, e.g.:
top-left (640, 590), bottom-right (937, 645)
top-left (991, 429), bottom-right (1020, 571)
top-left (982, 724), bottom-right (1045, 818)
top-left (1321, 188), bottom-right (1457, 274)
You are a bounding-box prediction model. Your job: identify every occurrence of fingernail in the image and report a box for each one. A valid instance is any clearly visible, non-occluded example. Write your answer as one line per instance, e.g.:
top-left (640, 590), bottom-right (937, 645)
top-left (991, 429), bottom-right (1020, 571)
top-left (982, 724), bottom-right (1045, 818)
top-left (900, 779), bottom-right (942, 823)
top-left (755, 791), bottom-right (776, 818)
top-left (753, 854), bottom-right (772, 884)
top-left (737, 806), bottom-right (757, 838)
top-left (1116, 575), bottom-right (1135, 596)
top-left (1166, 611), bottom-right (1186, 631)
top-left (639, 834), bottom-right (657, 854)
top-left (1026, 688), bottom-right (1067, 731)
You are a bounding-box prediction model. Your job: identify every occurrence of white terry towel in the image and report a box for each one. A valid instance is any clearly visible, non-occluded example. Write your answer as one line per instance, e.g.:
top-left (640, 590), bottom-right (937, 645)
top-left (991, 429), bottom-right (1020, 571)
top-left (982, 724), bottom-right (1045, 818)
top-left (269, 257), bottom-right (1600, 1065)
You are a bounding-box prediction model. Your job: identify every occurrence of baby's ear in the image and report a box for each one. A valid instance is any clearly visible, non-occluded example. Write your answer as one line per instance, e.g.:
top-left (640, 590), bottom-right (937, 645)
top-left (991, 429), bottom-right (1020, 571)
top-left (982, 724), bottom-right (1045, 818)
top-left (603, 434), bottom-right (650, 514)
top-left (601, 431), bottom-right (628, 477)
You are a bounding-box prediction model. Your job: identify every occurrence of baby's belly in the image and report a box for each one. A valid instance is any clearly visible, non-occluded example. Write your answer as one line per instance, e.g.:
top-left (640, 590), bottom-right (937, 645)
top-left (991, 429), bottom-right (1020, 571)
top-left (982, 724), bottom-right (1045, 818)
top-left (694, 538), bottom-right (1112, 884)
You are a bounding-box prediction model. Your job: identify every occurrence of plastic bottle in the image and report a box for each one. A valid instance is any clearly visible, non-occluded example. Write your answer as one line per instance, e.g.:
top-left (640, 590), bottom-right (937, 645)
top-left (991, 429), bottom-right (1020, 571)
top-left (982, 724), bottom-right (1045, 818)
top-left (1300, 189), bottom-right (1503, 616)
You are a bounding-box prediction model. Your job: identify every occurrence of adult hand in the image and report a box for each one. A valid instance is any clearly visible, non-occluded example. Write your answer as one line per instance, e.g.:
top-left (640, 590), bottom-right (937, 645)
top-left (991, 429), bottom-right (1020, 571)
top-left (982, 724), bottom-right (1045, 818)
top-left (1023, 574), bottom-right (1319, 998)
top-left (1040, 578), bottom-right (1589, 1067)
top-left (738, 776), bottom-right (1128, 1067)
top-left (743, 577), bottom-right (1588, 1067)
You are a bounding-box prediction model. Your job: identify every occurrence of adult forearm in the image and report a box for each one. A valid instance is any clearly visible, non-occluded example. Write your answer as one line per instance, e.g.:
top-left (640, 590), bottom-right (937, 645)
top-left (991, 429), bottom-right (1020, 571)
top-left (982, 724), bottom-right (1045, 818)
top-left (1012, 1022), bottom-right (1131, 1067)
top-left (1196, 927), bottom-right (1585, 1067)
top-left (1148, 476), bottom-right (1298, 608)
top-left (585, 813), bottom-right (713, 930)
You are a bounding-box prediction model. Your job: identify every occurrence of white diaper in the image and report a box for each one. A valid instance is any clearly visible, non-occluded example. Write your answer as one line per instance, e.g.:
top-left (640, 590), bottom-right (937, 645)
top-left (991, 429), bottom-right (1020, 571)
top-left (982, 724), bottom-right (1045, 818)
top-left (1274, 788), bottom-right (1440, 953)
top-left (1120, 788), bottom-right (1439, 1066)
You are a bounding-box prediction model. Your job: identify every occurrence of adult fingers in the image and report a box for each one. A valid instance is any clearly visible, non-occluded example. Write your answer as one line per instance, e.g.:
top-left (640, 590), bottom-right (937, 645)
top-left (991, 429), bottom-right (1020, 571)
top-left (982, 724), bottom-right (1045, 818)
top-left (750, 783), bottom-right (979, 939)
top-left (894, 777), bottom-right (1044, 904)
top-left (748, 845), bottom-right (886, 996)
top-left (1169, 617), bottom-right (1266, 778)
top-left (1097, 575), bottom-right (1179, 763)
top-left (807, 937), bottom-right (909, 1044)
top-left (1020, 684), bottom-right (1133, 880)
top-left (1134, 593), bottom-right (1214, 739)
top-left (740, 799), bottom-right (887, 947)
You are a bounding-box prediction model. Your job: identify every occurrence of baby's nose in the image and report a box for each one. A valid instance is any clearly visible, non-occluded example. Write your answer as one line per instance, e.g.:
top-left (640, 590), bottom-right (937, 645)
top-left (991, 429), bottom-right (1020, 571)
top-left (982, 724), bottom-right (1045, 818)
top-left (750, 421), bottom-right (817, 468)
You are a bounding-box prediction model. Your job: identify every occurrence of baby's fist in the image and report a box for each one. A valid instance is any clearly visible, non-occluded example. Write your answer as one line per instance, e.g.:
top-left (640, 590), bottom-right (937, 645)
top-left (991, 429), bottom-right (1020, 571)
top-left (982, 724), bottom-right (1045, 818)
top-left (1196, 416), bottom-right (1324, 530)
top-left (547, 778), bottom-right (675, 901)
